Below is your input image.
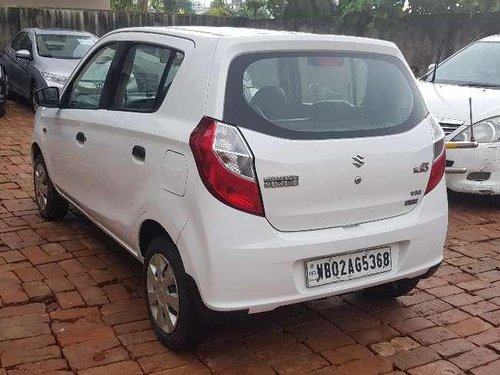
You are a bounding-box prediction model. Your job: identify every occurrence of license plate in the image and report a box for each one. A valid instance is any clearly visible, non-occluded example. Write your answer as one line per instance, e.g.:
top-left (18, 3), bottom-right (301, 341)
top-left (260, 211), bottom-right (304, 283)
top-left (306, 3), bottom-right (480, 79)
top-left (306, 247), bottom-right (392, 287)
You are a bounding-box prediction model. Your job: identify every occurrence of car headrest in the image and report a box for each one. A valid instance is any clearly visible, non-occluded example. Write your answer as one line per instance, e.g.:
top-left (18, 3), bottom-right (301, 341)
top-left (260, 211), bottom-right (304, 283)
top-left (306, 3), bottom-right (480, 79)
top-left (250, 86), bottom-right (287, 119)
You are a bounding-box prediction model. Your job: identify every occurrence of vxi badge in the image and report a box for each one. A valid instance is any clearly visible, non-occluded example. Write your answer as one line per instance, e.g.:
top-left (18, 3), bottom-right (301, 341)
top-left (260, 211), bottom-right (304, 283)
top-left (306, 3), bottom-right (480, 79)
top-left (413, 162), bottom-right (429, 174)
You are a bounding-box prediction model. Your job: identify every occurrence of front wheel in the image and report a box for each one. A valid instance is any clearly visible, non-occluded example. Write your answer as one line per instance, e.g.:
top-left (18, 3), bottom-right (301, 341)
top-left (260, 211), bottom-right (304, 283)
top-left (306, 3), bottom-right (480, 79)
top-left (144, 237), bottom-right (198, 350)
top-left (5, 72), bottom-right (13, 99)
top-left (364, 277), bottom-right (420, 299)
top-left (33, 154), bottom-right (68, 220)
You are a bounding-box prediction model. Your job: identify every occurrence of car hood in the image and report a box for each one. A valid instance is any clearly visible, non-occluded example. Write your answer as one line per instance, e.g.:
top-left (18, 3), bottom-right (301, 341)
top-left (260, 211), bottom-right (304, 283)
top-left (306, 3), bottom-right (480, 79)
top-left (36, 56), bottom-right (80, 78)
top-left (419, 81), bottom-right (500, 123)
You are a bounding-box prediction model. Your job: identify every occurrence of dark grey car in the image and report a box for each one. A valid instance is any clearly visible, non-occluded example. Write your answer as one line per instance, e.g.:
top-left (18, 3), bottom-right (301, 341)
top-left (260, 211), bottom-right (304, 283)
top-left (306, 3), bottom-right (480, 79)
top-left (0, 65), bottom-right (6, 116)
top-left (2, 28), bottom-right (97, 109)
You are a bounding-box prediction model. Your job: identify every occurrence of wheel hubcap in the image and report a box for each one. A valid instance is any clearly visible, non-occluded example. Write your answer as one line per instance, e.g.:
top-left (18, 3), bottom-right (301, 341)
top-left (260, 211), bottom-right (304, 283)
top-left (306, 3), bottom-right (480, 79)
top-left (146, 253), bottom-right (180, 334)
top-left (34, 163), bottom-right (48, 210)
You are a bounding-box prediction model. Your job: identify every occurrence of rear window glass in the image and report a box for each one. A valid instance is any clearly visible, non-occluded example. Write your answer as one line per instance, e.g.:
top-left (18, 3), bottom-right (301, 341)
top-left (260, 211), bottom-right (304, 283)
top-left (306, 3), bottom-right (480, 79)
top-left (225, 52), bottom-right (428, 139)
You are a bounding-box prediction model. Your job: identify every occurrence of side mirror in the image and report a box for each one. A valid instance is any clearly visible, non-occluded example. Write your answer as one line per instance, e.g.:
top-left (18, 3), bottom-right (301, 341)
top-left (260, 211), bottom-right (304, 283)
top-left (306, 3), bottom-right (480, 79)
top-left (428, 63), bottom-right (436, 72)
top-left (16, 49), bottom-right (32, 60)
top-left (34, 87), bottom-right (60, 108)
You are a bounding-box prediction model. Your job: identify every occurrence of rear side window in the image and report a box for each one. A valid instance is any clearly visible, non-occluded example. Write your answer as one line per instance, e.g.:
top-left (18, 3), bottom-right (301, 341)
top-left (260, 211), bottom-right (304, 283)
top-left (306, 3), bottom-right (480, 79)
top-left (112, 44), bottom-right (184, 112)
top-left (226, 52), bottom-right (428, 139)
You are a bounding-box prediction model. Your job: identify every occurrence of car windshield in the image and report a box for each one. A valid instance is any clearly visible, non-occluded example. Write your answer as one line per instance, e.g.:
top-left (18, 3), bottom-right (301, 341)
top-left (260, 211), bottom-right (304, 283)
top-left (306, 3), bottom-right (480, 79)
top-left (427, 41), bottom-right (500, 87)
top-left (36, 34), bottom-right (97, 59)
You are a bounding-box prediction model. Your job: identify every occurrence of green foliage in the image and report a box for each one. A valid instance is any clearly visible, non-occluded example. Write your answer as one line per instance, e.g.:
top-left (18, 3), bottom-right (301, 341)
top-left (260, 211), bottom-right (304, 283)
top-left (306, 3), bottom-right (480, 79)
top-left (111, 0), bottom-right (136, 11)
top-left (239, 0), bottom-right (269, 18)
top-left (177, 0), bottom-right (195, 14)
top-left (337, 0), bottom-right (404, 29)
top-left (111, 0), bottom-right (193, 14)
top-left (408, 0), bottom-right (500, 14)
top-left (206, 0), bottom-right (234, 17)
top-left (162, 0), bottom-right (177, 12)
top-left (266, 0), bottom-right (287, 17)
top-left (111, 0), bottom-right (500, 19)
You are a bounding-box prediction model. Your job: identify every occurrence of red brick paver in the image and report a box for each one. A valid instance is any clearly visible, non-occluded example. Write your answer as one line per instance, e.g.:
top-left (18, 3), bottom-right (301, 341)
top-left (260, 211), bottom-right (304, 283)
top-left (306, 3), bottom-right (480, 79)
top-left (1, 101), bottom-right (500, 374)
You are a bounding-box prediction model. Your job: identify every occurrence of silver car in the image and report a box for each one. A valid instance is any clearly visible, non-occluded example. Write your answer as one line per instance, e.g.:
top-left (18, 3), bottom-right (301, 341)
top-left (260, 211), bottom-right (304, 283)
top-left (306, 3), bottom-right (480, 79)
top-left (2, 28), bottom-right (97, 109)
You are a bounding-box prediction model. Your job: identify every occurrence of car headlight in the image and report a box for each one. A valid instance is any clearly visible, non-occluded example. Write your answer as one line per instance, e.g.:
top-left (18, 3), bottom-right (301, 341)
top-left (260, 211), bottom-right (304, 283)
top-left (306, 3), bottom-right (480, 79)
top-left (41, 71), bottom-right (68, 86)
top-left (452, 116), bottom-right (500, 143)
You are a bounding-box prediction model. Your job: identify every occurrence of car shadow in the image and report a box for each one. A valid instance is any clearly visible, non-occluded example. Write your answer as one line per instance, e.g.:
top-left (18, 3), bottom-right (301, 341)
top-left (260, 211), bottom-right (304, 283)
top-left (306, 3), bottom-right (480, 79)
top-left (448, 190), bottom-right (499, 209)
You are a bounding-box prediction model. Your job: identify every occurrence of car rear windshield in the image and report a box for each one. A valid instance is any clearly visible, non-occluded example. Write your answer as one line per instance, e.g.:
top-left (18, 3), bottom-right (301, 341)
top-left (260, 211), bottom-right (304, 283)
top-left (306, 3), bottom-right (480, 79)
top-left (37, 34), bottom-right (97, 59)
top-left (224, 51), bottom-right (428, 139)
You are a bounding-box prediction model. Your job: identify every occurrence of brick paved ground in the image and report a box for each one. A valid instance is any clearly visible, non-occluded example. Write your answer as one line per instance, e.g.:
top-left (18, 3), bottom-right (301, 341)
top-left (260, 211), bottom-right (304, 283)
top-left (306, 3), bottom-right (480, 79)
top-left (0, 101), bottom-right (499, 375)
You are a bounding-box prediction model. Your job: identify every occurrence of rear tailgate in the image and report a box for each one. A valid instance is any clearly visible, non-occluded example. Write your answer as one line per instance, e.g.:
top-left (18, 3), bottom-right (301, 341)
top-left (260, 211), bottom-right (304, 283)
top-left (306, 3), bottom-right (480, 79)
top-left (242, 121), bottom-right (433, 231)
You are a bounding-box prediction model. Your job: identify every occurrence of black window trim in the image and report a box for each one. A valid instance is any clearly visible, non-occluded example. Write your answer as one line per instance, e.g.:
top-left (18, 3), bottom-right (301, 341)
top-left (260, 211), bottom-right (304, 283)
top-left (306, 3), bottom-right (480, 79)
top-left (11, 31), bottom-right (33, 53)
top-left (224, 50), bottom-right (429, 140)
top-left (60, 41), bottom-right (124, 110)
top-left (105, 41), bottom-right (184, 114)
top-left (10, 31), bottom-right (25, 51)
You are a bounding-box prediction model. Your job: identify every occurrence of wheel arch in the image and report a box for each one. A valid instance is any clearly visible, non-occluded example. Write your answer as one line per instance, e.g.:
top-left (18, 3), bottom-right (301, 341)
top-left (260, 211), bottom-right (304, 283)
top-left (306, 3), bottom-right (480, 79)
top-left (31, 142), bottom-right (42, 164)
top-left (139, 219), bottom-right (179, 259)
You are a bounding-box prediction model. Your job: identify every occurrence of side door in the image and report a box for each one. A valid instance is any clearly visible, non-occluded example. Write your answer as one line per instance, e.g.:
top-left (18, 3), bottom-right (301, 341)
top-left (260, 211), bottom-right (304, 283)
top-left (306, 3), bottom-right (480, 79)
top-left (4, 31), bottom-right (32, 97)
top-left (43, 43), bottom-right (118, 209)
top-left (83, 36), bottom-right (192, 248)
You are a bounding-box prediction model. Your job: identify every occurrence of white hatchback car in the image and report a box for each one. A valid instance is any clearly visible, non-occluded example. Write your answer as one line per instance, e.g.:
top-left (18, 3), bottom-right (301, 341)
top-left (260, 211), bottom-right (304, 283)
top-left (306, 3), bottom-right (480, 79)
top-left (32, 27), bottom-right (448, 349)
top-left (420, 35), bottom-right (500, 195)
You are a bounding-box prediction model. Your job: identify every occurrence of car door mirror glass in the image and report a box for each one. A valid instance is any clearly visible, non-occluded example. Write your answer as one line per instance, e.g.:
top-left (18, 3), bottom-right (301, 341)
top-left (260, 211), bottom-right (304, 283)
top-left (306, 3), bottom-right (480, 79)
top-left (35, 87), bottom-right (60, 108)
top-left (16, 49), bottom-right (32, 60)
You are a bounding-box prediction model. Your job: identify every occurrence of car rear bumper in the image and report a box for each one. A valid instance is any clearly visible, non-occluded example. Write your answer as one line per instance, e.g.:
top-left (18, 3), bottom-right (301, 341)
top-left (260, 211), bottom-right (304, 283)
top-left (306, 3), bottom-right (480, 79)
top-left (177, 179), bottom-right (448, 314)
top-left (446, 144), bottom-right (500, 195)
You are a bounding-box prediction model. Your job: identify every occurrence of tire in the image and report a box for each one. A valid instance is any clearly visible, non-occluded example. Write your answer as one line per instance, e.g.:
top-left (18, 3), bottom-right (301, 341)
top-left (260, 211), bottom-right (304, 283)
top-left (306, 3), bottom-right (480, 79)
top-left (364, 277), bottom-right (420, 299)
top-left (33, 154), bottom-right (68, 220)
top-left (144, 236), bottom-right (198, 350)
top-left (0, 104), bottom-right (5, 117)
top-left (5, 73), bottom-right (13, 99)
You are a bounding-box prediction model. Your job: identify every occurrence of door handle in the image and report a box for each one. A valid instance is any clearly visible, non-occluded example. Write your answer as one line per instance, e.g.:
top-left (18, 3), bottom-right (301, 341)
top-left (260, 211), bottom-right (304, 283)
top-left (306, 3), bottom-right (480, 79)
top-left (132, 145), bottom-right (146, 161)
top-left (76, 132), bottom-right (86, 144)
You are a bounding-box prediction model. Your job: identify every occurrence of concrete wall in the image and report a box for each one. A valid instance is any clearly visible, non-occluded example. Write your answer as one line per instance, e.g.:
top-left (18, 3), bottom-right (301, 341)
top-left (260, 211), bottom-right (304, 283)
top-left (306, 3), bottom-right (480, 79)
top-left (0, 6), bottom-right (498, 73)
top-left (0, 0), bottom-right (110, 10)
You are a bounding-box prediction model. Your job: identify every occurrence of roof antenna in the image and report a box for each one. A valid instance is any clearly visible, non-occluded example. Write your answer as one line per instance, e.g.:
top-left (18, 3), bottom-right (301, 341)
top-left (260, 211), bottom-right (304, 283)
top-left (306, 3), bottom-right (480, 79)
top-left (431, 37), bottom-right (447, 83)
top-left (469, 97), bottom-right (475, 142)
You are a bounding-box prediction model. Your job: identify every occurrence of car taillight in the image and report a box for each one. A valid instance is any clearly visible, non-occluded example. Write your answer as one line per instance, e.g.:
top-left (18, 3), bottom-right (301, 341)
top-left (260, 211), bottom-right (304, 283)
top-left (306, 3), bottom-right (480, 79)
top-left (189, 116), bottom-right (264, 216)
top-left (425, 117), bottom-right (446, 195)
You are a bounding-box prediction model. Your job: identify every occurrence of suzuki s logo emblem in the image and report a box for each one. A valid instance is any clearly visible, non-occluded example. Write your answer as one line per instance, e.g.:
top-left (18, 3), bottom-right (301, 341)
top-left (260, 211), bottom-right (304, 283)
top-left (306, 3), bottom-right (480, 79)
top-left (352, 154), bottom-right (365, 168)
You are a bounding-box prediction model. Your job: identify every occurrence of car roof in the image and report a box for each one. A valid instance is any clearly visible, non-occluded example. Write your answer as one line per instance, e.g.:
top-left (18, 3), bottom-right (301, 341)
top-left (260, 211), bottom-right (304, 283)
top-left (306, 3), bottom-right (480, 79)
top-left (479, 34), bottom-right (500, 42)
top-left (30, 28), bottom-right (95, 36)
top-left (108, 26), bottom-right (396, 49)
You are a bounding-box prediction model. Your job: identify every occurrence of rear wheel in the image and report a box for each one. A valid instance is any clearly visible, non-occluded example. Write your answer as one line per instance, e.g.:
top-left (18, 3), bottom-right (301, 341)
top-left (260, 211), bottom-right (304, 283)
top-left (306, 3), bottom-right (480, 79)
top-left (364, 277), bottom-right (420, 299)
top-left (0, 103), bottom-right (5, 117)
top-left (33, 154), bottom-right (68, 220)
top-left (144, 237), bottom-right (198, 350)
